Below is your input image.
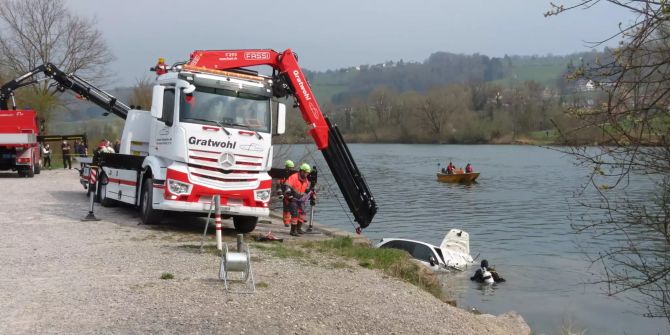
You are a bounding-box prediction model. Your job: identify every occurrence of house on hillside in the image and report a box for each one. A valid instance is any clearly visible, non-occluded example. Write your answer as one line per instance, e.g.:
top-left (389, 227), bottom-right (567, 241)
top-left (585, 80), bottom-right (596, 91)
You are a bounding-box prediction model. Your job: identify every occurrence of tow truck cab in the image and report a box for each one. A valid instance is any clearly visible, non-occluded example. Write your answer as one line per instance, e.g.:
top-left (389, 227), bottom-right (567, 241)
top-left (100, 67), bottom-right (286, 232)
top-left (0, 110), bottom-right (41, 177)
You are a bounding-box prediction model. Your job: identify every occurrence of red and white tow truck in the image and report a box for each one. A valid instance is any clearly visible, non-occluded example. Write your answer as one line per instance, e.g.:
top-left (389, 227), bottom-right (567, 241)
top-left (0, 49), bottom-right (378, 233)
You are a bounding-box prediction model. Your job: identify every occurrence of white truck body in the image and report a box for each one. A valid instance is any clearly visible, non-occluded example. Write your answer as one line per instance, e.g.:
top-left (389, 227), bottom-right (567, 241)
top-left (90, 68), bottom-right (284, 232)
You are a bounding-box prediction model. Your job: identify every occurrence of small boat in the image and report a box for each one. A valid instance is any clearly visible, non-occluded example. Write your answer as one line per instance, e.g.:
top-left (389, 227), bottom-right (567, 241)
top-left (436, 172), bottom-right (479, 183)
top-left (375, 229), bottom-right (474, 271)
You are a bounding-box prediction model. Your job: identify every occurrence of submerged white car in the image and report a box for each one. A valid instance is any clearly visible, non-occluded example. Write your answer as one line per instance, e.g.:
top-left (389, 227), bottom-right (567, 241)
top-left (376, 229), bottom-right (474, 271)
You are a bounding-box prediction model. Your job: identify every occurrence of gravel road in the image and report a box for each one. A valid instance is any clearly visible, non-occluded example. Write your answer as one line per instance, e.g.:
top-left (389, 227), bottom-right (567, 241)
top-left (0, 169), bottom-right (530, 334)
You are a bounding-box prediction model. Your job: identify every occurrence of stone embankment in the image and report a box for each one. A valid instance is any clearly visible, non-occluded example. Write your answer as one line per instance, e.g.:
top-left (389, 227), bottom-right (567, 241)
top-left (0, 170), bottom-right (530, 334)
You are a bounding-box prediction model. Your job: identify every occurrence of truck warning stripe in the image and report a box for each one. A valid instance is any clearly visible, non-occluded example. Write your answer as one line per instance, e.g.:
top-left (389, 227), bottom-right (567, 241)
top-left (189, 148), bottom-right (222, 154)
top-left (108, 177), bottom-right (137, 186)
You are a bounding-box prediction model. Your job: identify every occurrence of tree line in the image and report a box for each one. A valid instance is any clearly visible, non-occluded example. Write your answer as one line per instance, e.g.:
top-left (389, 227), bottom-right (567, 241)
top-left (292, 50), bottom-right (612, 145)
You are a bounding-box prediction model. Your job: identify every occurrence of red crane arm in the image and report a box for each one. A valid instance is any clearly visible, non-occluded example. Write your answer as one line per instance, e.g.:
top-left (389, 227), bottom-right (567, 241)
top-left (187, 49), bottom-right (329, 149)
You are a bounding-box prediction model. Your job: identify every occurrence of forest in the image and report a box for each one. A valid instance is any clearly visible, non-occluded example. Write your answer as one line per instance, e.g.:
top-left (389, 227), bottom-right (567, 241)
top-left (277, 50), bottom-right (610, 145)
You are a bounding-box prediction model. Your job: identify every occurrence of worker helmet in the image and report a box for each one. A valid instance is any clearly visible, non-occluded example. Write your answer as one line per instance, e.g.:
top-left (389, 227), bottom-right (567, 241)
top-left (284, 160), bottom-right (295, 168)
top-left (299, 163), bottom-right (311, 173)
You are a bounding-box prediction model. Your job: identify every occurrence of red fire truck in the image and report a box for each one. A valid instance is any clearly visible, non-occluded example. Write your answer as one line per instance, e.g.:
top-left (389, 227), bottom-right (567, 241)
top-left (0, 110), bottom-right (41, 177)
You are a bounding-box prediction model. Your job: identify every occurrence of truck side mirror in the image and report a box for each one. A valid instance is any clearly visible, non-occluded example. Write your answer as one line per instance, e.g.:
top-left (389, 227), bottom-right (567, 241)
top-left (150, 85), bottom-right (165, 119)
top-left (183, 84), bottom-right (196, 94)
top-left (276, 103), bottom-right (286, 135)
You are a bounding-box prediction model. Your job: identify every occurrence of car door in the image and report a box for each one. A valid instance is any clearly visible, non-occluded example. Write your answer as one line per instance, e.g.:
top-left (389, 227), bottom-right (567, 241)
top-left (410, 243), bottom-right (440, 271)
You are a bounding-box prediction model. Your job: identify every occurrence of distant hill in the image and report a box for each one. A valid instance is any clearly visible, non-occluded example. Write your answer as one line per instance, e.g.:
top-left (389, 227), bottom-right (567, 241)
top-left (50, 87), bottom-right (134, 123)
top-left (307, 51), bottom-right (600, 104)
top-left (44, 50), bottom-right (603, 141)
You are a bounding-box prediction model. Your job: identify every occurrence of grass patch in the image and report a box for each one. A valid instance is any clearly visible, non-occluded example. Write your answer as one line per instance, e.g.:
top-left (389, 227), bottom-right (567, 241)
top-left (273, 244), bottom-right (306, 259)
top-left (256, 282), bottom-right (269, 288)
top-left (252, 242), bottom-right (307, 259)
top-left (177, 244), bottom-right (221, 256)
top-left (302, 237), bottom-right (443, 299)
top-left (251, 243), bottom-right (273, 251)
top-left (331, 261), bottom-right (352, 269)
top-left (160, 272), bottom-right (174, 280)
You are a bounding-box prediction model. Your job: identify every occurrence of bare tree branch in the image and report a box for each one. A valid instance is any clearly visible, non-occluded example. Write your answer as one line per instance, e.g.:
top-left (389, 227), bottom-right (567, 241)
top-left (550, 0), bottom-right (670, 321)
top-left (0, 0), bottom-right (114, 128)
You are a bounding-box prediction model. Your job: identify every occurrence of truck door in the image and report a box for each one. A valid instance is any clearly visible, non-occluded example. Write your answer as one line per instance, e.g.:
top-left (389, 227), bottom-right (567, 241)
top-left (151, 87), bottom-right (176, 158)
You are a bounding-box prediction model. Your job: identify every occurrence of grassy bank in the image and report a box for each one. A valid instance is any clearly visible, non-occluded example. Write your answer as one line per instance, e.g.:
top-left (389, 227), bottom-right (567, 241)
top-left (253, 236), bottom-right (444, 300)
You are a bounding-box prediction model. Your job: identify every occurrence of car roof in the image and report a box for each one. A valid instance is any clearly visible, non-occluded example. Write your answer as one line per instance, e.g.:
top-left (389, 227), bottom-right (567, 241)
top-left (378, 238), bottom-right (438, 249)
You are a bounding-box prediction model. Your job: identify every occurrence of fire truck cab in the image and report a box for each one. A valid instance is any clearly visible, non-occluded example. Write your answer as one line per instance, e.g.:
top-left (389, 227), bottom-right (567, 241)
top-left (0, 110), bottom-right (41, 177)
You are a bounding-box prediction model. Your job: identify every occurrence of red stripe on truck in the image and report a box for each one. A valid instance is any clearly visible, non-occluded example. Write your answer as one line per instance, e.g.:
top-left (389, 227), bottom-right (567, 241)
top-left (108, 178), bottom-right (137, 186)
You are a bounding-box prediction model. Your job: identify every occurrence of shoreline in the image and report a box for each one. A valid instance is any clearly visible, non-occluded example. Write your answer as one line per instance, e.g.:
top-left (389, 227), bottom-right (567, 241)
top-left (0, 170), bottom-right (531, 334)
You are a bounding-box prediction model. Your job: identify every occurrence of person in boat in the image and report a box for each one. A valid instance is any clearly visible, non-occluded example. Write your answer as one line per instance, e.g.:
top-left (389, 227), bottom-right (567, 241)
top-left (446, 161), bottom-right (455, 175)
top-left (278, 160), bottom-right (296, 227)
top-left (465, 163), bottom-right (473, 173)
top-left (470, 259), bottom-right (505, 284)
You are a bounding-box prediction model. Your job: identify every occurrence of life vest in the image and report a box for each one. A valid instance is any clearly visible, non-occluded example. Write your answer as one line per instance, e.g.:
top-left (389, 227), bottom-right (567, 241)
top-left (279, 169), bottom-right (296, 185)
top-left (285, 172), bottom-right (310, 195)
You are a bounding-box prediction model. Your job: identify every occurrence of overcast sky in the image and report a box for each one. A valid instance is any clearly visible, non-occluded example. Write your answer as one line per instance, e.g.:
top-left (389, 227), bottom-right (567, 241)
top-left (64, 0), bottom-right (632, 86)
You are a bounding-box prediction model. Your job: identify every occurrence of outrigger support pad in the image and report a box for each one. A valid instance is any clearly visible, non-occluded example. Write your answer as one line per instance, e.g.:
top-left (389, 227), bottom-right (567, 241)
top-left (82, 211), bottom-right (100, 221)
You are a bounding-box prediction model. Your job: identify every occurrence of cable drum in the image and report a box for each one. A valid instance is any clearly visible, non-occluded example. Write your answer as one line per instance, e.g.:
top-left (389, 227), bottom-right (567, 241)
top-left (225, 250), bottom-right (250, 274)
top-left (219, 243), bottom-right (255, 293)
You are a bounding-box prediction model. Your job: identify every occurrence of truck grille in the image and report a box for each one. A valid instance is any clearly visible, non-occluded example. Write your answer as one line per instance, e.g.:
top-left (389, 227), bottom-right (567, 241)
top-left (187, 149), bottom-right (263, 189)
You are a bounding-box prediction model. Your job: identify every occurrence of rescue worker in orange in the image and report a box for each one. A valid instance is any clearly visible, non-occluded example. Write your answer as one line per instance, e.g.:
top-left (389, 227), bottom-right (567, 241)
top-left (282, 163), bottom-right (312, 236)
top-left (278, 160), bottom-right (296, 227)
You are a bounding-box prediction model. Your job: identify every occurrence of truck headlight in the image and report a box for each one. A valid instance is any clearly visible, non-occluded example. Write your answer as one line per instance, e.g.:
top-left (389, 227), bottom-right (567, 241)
top-left (254, 189), bottom-right (271, 202)
top-left (167, 179), bottom-right (192, 195)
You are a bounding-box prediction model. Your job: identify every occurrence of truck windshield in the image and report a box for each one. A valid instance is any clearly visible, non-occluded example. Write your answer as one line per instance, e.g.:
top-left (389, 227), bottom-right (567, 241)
top-left (179, 86), bottom-right (270, 133)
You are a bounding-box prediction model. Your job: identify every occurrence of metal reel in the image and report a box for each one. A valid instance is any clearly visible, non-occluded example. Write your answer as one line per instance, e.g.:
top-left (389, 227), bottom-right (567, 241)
top-left (219, 243), bottom-right (255, 294)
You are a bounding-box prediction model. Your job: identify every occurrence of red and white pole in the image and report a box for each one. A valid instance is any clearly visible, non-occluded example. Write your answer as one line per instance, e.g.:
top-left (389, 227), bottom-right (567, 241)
top-left (82, 166), bottom-right (100, 221)
top-left (214, 195), bottom-right (222, 250)
top-left (89, 167), bottom-right (98, 186)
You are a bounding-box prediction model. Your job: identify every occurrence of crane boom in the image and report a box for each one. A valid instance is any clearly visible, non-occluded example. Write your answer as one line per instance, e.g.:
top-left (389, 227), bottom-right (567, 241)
top-left (0, 63), bottom-right (130, 120)
top-left (187, 49), bottom-right (378, 229)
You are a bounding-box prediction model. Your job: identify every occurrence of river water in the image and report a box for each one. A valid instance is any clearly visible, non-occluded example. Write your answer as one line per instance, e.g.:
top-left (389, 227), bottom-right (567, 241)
top-left (277, 144), bottom-right (668, 335)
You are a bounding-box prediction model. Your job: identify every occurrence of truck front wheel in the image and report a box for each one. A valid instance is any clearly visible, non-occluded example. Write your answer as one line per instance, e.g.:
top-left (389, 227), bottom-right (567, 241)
top-left (233, 216), bottom-right (258, 233)
top-left (140, 177), bottom-right (162, 225)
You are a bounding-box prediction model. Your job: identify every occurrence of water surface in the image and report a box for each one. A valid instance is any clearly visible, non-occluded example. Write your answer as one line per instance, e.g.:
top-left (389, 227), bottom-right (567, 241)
top-left (278, 144), bottom-right (668, 334)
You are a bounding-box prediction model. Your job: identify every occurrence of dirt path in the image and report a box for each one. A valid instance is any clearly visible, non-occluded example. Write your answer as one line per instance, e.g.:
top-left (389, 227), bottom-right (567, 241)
top-left (0, 169), bottom-right (530, 334)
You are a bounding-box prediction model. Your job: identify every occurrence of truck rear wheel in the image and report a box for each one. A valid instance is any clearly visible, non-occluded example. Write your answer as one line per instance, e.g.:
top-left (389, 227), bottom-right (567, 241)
top-left (34, 159), bottom-right (41, 174)
top-left (233, 216), bottom-right (258, 233)
top-left (25, 164), bottom-right (34, 178)
top-left (140, 177), bottom-right (162, 225)
top-left (98, 175), bottom-right (115, 207)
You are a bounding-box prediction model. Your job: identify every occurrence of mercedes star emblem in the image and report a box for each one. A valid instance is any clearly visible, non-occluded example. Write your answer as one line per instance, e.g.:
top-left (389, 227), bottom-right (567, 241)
top-left (219, 152), bottom-right (235, 169)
